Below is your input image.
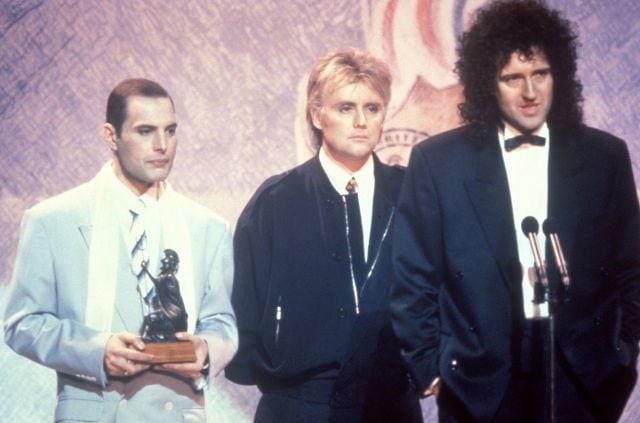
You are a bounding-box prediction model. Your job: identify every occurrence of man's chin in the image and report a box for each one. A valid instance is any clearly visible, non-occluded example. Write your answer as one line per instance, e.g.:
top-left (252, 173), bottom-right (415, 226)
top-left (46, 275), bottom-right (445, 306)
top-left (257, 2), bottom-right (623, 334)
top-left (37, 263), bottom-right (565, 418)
top-left (510, 119), bottom-right (545, 135)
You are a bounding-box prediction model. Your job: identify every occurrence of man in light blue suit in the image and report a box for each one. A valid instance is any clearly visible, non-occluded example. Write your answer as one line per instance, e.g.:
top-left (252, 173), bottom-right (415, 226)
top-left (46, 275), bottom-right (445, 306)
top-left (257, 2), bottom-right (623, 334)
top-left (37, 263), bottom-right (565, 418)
top-left (4, 78), bottom-right (237, 422)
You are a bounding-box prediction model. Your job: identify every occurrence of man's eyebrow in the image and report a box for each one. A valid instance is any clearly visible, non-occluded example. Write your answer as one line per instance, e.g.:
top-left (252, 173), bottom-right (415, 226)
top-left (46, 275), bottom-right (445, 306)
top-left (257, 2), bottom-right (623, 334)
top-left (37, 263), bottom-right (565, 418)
top-left (498, 72), bottom-right (522, 79)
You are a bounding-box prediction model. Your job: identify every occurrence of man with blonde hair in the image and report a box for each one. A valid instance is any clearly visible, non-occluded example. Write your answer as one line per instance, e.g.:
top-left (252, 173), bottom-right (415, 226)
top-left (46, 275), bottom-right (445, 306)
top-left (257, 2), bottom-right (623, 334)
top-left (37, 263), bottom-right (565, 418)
top-left (226, 49), bottom-right (422, 422)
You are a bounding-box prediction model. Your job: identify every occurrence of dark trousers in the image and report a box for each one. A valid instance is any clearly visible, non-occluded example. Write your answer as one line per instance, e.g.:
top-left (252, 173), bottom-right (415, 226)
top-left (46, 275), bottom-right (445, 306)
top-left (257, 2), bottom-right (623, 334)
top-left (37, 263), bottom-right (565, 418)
top-left (255, 383), bottom-right (423, 423)
top-left (437, 319), bottom-right (601, 423)
top-left (255, 392), bottom-right (332, 423)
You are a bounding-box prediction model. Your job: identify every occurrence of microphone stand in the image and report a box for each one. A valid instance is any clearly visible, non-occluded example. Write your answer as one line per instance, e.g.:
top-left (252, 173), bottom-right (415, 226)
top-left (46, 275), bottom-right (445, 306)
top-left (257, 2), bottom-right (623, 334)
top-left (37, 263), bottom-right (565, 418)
top-left (548, 288), bottom-right (556, 423)
top-left (521, 217), bottom-right (558, 423)
top-left (537, 245), bottom-right (556, 423)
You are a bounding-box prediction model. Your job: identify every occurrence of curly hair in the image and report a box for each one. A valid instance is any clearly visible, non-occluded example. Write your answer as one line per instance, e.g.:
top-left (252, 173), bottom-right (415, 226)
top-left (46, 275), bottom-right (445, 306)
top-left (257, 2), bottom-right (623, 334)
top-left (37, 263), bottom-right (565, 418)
top-left (456, 0), bottom-right (583, 136)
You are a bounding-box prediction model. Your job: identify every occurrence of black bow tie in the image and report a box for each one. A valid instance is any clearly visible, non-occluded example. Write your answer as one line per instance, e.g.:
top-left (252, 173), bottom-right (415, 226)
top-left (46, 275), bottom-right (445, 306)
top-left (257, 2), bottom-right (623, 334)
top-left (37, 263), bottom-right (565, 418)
top-left (504, 134), bottom-right (546, 152)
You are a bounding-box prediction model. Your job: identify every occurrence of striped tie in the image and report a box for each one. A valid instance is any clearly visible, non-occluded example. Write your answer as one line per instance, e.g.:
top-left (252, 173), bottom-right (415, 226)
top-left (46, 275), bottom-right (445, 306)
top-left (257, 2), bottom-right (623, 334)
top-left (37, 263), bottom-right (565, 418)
top-left (129, 199), bottom-right (148, 297)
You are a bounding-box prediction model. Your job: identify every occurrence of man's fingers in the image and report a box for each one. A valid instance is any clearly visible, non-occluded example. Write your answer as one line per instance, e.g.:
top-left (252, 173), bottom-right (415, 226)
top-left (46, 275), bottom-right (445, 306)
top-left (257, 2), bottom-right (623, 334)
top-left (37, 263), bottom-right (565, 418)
top-left (104, 332), bottom-right (154, 377)
top-left (117, 333), bottom-right (145, 350)
top-left (106, 356), bottom-right (151, 377)
top-left (122, 349), bottom-right (154, 363)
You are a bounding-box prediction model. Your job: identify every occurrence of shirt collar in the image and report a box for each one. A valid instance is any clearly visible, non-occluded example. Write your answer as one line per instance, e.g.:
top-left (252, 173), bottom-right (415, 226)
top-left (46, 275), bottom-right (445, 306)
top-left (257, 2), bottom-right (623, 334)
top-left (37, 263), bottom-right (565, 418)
top-left (318, 147), bottom-right (375, 195)
top-left (103, 162), bottom-right (161, 215)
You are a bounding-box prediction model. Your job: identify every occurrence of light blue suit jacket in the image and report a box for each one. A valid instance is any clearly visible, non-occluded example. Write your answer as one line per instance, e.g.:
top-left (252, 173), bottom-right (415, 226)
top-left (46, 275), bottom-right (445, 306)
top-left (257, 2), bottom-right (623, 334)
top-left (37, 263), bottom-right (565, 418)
top-left (4, 173), bottom-right (237, 422)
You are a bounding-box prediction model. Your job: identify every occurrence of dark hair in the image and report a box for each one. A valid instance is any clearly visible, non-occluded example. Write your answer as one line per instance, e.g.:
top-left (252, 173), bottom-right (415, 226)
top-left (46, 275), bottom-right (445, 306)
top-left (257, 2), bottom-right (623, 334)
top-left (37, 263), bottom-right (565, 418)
top-left (306, 49), bottom-right (391, 147)
top-left (106, 78), bottom-right (173, 136)
top-left (456, 0), bottom-right (583, 136)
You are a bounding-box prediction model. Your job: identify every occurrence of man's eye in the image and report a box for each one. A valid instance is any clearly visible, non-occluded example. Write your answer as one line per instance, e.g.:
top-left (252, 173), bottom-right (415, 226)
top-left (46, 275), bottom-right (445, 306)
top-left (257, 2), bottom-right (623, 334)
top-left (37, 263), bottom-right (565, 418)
top-left (167, 127), bottom-right (176, 136)
top-left (532, 70), bottom-right (550, 82)
top-left (339, 105), bottom-right (353, 113)
top-left (501, 76), bottom-right (521, 87)
top-left (367, 104), bottom-right (380, 113)
top-left (138, 128), bottom-right (152, 135)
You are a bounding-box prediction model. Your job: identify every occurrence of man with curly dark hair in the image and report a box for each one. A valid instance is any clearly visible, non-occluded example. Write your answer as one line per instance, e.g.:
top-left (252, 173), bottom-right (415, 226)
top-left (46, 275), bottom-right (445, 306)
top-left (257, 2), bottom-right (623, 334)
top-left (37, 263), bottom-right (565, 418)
top-left (391, 1), bottom-right (640, 421)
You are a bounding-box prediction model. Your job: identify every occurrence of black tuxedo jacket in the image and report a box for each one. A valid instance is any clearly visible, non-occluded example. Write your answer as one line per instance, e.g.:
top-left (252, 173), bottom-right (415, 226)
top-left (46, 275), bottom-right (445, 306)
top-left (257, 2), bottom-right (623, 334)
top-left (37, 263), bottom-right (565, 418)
top-left (227, 155), bottom-right (420, 421)
top-left (391, 124), bottom-right (640, 421)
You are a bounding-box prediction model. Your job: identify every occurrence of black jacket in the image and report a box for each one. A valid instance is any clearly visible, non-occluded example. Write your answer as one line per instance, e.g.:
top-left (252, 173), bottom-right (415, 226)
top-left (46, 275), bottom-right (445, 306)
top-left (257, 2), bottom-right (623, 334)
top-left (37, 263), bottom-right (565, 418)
top-left (391, 124), bottom-right (640, 421)
top-left (227, 154), bottom-right (420, 422)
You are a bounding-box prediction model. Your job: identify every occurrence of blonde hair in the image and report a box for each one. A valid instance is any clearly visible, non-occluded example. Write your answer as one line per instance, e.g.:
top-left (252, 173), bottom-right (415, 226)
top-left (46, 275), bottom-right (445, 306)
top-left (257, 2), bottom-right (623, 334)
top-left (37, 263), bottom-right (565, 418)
top-left (306, 49), bottom-right (391, 147)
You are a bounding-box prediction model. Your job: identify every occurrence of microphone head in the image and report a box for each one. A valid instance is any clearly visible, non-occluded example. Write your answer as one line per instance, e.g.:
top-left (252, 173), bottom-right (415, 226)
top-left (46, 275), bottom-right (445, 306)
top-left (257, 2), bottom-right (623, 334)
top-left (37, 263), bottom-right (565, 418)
top-left (542, 217), bottom-right (558, 235)
top-left (521, 216), bottom-right (539, 235)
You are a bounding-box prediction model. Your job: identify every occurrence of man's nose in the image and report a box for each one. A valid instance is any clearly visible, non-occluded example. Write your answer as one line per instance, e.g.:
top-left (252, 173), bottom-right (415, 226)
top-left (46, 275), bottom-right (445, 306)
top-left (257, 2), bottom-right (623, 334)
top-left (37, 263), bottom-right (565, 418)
top-left (153, 133), bottom-right (168, 151)
top-left (354, 109), bottom-right (367, 128)
top-left (522, 77), bottom-right (536, 100)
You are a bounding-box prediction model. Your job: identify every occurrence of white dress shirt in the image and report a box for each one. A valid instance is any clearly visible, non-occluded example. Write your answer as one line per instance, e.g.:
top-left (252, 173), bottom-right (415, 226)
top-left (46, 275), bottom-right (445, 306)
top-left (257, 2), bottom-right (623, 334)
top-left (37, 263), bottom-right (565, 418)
top-left (318, 147), bottom-right (375, 261)
top-left (499, 123), bottom-right (550, 318)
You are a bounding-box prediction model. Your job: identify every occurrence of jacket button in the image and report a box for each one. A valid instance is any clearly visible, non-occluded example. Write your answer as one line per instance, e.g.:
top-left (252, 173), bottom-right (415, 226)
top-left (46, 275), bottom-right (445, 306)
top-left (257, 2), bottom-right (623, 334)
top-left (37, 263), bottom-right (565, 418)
top-left (337, 307), bottom-right (346, 319)
top-left (450, 359), bottom-right (459, 371)
top-left (164, 401), bottom-right (174, 411)
top-left (599, 266), bottom-right (609, 276)
top-left (332, 252), bottom-right (342, 262)
top-left (468, 325), bottom-right (476, 333)
top-left (594, 316), bottom-right (602, 326)
top-left (455, 271), bottom-right (464, 280)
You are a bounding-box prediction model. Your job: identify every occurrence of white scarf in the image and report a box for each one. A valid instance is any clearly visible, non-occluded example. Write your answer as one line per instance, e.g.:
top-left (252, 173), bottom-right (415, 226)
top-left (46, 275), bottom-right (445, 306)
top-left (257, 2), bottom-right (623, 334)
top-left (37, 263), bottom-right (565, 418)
top-left (84, 163), bottom-right (197, 333)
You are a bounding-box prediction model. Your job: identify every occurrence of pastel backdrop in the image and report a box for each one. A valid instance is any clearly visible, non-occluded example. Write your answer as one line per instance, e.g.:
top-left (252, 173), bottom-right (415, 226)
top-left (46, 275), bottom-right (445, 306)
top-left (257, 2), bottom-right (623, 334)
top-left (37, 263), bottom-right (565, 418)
top-left (1, 1), bottom-right (638, 421)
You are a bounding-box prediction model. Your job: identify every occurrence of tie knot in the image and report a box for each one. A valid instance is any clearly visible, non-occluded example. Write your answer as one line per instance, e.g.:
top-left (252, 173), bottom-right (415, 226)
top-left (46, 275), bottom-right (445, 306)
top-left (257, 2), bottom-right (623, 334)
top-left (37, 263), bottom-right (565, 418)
top-left (130, 197), bottom-right (146, 217)
top-left (346, 176), bottom-right (358, 194)
top-left (504, 134), bottom-right (546, 152)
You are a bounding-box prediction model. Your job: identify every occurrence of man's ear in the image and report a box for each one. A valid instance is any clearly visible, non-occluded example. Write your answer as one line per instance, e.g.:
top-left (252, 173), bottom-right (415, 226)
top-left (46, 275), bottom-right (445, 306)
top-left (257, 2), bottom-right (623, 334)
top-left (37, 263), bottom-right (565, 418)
top-left (310, 106), bottom-right (323, 130)
top-left (101, 123), bottom-right (118, 151)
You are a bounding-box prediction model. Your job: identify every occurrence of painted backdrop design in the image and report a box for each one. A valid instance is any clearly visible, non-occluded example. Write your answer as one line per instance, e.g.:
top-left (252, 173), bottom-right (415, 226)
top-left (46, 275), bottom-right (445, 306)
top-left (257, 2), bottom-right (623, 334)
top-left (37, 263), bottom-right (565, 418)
top-left (1, 0), bottom-right (638, 421)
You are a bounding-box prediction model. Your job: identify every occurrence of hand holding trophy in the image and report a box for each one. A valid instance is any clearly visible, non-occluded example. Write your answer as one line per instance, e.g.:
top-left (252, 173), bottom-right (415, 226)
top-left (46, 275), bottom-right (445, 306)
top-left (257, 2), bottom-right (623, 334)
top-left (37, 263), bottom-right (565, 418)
top-left (139, 249), bottom-right (196, 363)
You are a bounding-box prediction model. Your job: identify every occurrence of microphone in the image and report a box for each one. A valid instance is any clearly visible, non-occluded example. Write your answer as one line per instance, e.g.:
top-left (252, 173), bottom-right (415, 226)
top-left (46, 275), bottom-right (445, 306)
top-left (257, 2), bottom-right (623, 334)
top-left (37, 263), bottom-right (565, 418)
top-left (521, 217), bottom-right (548, 305)
top-left (542, 218), bottom-right (570, 288)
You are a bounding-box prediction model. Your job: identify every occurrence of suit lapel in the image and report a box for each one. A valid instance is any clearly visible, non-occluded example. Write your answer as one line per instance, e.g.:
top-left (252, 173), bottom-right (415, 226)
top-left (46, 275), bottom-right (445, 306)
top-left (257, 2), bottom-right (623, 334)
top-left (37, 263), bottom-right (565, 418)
top-left (78, 190), bottom-right (97, 249)
top-left (547, 128), bottom-right (587, 273)
top-left (77, 180), bottom-right (141, 333)
top-left (79, 225), bottom-right (91, 249)
top-left (113, 237), bottom-right (144, 334)
top-left (465, 133), bottom-right (520, 293)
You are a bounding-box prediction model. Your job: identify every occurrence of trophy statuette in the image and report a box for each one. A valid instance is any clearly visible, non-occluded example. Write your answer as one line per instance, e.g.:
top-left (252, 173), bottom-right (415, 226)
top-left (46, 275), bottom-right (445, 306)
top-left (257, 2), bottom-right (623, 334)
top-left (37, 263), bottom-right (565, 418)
top-left (139, 249), bottom-right (196, 364)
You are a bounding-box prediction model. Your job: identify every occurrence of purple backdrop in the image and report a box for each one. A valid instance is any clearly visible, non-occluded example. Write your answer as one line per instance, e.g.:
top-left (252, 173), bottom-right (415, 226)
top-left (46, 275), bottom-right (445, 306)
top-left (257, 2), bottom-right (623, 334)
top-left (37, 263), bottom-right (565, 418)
top-left (1, 1), bottom-right (638, 421)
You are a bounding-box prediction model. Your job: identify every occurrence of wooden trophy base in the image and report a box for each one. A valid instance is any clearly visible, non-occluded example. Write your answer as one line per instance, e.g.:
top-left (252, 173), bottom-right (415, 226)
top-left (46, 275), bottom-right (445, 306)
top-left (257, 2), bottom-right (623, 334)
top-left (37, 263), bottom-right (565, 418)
top-left (144, 340), bottom-right (196, 364)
